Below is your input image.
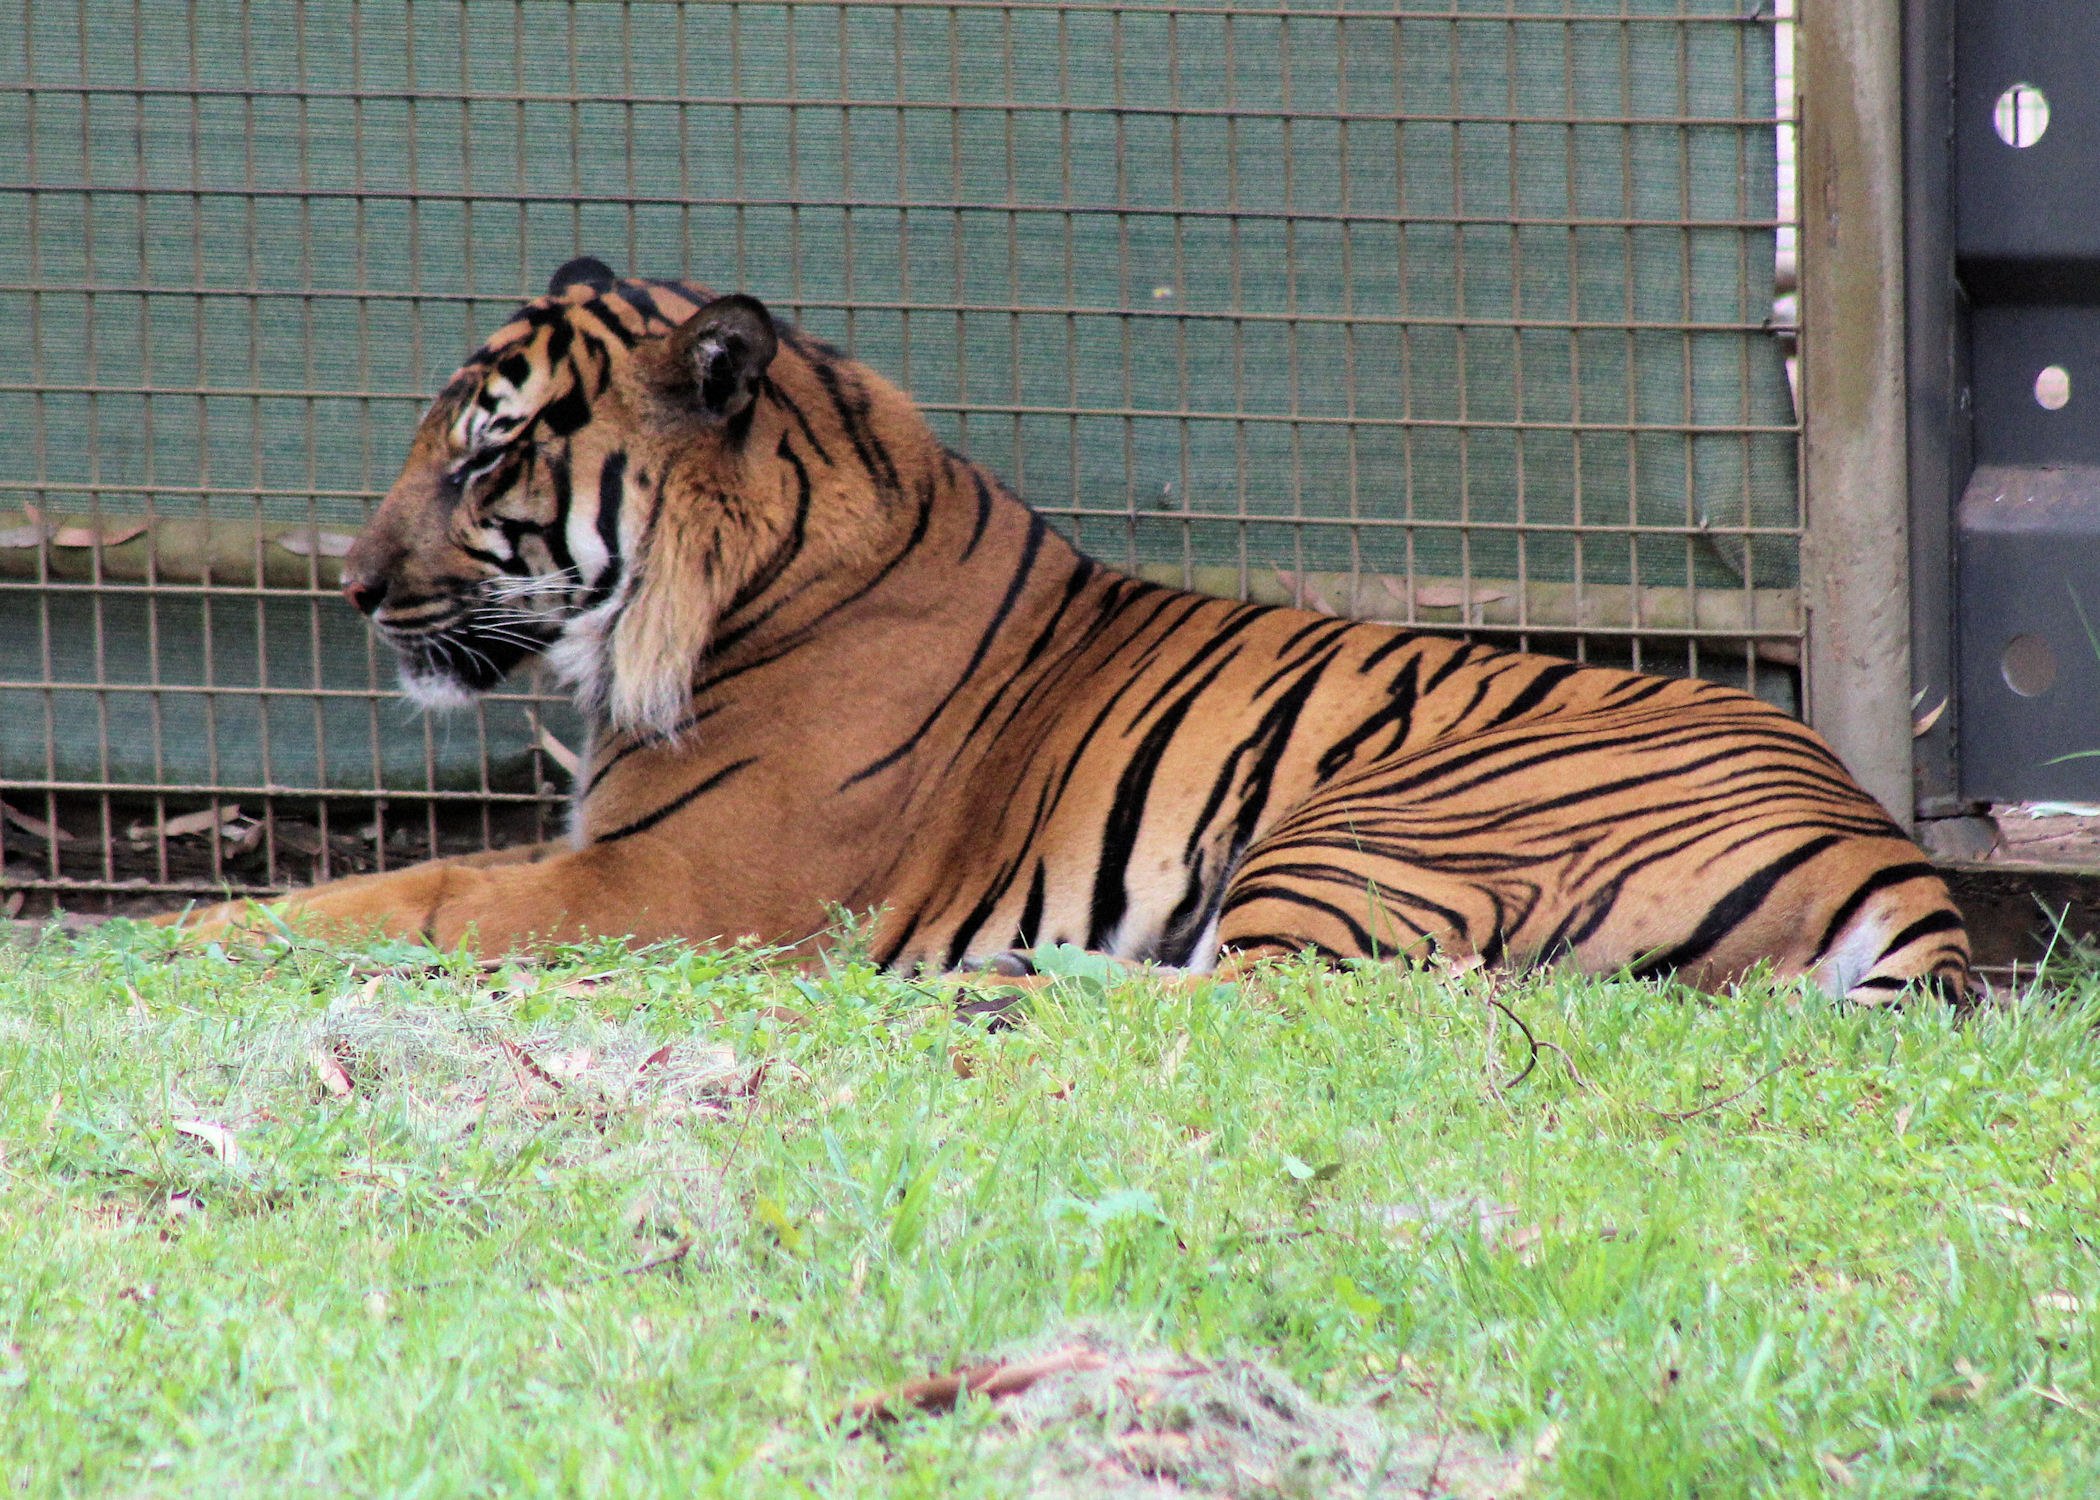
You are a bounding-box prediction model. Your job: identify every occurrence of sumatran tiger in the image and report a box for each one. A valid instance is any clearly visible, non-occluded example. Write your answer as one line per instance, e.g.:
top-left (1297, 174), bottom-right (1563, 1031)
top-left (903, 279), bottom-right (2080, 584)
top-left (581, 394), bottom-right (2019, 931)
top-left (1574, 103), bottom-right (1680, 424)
top-left (165, 258), bottom-right (1973, 1001)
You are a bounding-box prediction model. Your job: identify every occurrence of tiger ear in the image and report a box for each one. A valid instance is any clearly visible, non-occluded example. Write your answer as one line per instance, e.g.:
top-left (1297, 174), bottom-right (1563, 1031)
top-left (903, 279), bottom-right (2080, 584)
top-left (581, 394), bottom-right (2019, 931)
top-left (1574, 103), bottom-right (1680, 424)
top-left (655, 294), bottom-right (778, 425)
top-left (548, 256), bottom-right (617, 296)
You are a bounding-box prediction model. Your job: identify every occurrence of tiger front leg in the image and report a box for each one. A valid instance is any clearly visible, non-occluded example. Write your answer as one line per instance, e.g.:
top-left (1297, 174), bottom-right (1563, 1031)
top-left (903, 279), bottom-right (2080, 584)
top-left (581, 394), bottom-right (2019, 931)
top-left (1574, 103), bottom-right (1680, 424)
top-left (161, 840), bottom-right (692, 954)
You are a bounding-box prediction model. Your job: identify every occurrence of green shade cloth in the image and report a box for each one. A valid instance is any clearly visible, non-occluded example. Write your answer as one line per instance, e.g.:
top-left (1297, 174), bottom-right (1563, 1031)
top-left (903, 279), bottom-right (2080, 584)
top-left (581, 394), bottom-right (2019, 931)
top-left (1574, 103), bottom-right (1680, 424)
top-left (0, 0), bottom-right (1793, 796)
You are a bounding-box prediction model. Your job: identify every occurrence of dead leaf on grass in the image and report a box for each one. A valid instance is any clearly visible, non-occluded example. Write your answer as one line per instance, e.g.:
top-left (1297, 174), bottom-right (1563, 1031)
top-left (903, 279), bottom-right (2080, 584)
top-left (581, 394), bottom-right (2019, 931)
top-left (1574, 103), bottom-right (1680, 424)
top-left (498, 1038), bottom-right (562, 1092)
top-left (1818, 1450), bottom-right (1860, 1487)
top-left (1929, 1357), bottom-right (1989, 1407)
top-left (1378, 1197), bottom-right (1521, 1248)
top-left (2034, 1290), bottom-right (2083, 1314)
top-left (2029, 1381), bottom-right (2096, 1417)
top-left (845, 1345), bottom-right (1112, 1429)
top-left (172, 1118), bottom-right (243, 1168)
top-left (312, 1045), bottom-right (355, 1099)
top-left (1981, 1204), bottom-right (2035, 1229)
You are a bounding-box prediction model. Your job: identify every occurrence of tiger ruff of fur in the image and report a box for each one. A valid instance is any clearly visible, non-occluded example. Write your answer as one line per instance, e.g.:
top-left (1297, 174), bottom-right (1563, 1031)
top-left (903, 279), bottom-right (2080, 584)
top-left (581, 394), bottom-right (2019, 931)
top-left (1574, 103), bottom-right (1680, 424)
top-left (167, 258), bottom-right (1973, 1001)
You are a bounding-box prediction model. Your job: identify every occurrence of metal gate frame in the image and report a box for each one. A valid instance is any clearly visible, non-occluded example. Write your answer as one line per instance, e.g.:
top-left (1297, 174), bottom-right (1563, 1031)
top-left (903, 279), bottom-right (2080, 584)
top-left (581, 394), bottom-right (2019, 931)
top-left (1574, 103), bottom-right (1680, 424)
top-left (1797, 0), bottom-right (1915, 831)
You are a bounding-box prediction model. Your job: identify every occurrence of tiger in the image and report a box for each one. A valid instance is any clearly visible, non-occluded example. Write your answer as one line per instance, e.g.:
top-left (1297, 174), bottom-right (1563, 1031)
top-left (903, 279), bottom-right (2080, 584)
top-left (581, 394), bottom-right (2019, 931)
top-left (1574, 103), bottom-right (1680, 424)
top-left (165, 257), bottom-right (1973, 1001)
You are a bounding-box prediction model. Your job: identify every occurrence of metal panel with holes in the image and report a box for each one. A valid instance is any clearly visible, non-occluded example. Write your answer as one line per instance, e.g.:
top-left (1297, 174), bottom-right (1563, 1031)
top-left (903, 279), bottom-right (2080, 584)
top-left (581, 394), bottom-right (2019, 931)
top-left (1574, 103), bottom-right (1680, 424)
top-left (0, 0), bottom-right (1797, 913)
top-left (1908, 0), bottom-right (2100, 805)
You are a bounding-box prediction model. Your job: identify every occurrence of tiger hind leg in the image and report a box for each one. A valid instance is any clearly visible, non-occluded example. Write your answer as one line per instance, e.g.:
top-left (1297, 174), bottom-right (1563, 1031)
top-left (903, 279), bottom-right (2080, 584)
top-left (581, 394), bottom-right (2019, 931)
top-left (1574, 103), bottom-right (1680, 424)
top-left (1210, 783), bottom-right (1973, 1002)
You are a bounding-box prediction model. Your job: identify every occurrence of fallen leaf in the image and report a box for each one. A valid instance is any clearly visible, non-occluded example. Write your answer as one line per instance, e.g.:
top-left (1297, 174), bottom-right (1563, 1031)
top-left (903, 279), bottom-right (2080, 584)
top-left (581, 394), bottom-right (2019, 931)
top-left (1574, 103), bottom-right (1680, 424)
top-left (1, 802), bottom-right (73, 843)
top-left (162, 806), bottom-right (242, 839)
top-left (1893, 1102), bottom-right (1914, 1136)
top-left (1378, 1196), bottom-right (1521, 1243)
top-left (125, 985), bottom-right (150, 1022)
top-left (948, 1044), bottom-right (977, 1079)
top-left (1273, 568), bottom-right (1337, 616)
top-left (757, 1004), bottom-right (814, 1029)
top-left (1929, 1357), bottom-right (1988, 1407)
top-left (2030, 1381), bottom-right (2095, 1417)
top-left (275, 528), bottom-right (358, 558)
top-left (689, 1043), bottom-right (738, 1077)
top-left (1981, 1204), bottom-right (2035, 1229)
top-left (1411, 583), bottom-right (1511, 610)
top-left (173, 1118), bottom-right (242, 1167)
top-left (845, 1346), bottom-right (1112, 1429)
top-left (1818, 1451), bottom-right (1858, 1488)
top-left (638, 1042), bottom-right (676, 1073)
top-left (498, 1039), bottom-right (562, 1092)
top-left (1912, 697), bottom-right (1948, 737)
top-left (541, 1048), bottom-right (596, 1081)
top-left (2034, 1290), bottom-right (2083, 1314)
top-left (312, 1046), bottom-right (355, 1099)
top-left (50, 521), bottom-right (147, 548)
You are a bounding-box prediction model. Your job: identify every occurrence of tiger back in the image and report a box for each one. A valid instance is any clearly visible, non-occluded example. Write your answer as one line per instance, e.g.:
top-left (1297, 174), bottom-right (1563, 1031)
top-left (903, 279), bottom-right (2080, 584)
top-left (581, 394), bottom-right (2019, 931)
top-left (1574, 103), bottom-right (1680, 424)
top-left (166, 258), bottom-right (1973, 1002)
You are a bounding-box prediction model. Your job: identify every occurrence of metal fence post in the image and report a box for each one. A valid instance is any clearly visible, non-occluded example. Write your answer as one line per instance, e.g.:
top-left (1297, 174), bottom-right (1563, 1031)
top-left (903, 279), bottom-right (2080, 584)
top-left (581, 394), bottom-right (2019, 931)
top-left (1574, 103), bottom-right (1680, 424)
top-left (1800, 0), bottom-right (1915, 827)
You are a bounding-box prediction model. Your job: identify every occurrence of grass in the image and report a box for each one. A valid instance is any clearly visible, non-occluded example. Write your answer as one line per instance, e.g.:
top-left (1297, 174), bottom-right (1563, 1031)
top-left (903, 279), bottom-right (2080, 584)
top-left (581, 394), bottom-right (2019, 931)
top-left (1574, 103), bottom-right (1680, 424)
top-left (1, 921), bottom-right (2097, 1498)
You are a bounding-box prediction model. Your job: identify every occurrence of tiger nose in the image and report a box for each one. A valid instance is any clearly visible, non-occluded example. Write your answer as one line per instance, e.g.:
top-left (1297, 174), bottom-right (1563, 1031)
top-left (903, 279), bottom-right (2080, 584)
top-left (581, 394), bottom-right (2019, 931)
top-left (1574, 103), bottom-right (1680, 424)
top-left (341, 574), bottom-right (386, 617)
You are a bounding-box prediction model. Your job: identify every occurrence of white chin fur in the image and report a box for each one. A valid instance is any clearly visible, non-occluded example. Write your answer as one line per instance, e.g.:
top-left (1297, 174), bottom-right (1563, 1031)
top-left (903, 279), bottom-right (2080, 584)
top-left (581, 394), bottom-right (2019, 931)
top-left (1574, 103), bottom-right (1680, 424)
top-left (400, 670), bottom-right (483, 713)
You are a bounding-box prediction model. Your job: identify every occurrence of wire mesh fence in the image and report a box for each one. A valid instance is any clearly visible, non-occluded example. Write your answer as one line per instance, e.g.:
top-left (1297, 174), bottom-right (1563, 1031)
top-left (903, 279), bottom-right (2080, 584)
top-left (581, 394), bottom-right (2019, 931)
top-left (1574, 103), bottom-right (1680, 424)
top-left (0, 0), bottom-right (1796, 912)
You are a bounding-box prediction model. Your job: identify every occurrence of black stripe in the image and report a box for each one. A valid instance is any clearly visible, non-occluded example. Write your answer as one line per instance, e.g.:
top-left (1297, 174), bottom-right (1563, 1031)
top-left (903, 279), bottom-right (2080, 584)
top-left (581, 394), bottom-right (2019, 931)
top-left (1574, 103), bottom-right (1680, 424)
top-left (592, 757), bottom-right (759, 845)
top-left (721, 434), bottom-right (812, 621)
top-left (1810, 861), bottom-right (1938, 961)
top-left (1316, 655), bottom-right (1423, 781)
top-left (1483, 660), bottom-right (1585, 728)
top-left (840, 511), bottom-right (1049, 789)
top-left (808, 357), bottom-right (901, 494)
top-left (1015, 860), bottom-right (1047, 951)
top-left (584, 704), bottom-right (722, 795)
top-left (771, 386), bottom-right (837, 466)
top-left (1214, 882), bottom-right (1382, 955)
top-left (1355, 628), bottom-right (1422, 677)
top-left (1086, 652), bottom-right (1240, 948)
top-left (962, 470), bottom-right (995, 561)
top-left (1631, 833), bottom-right (1844, 977)
top-left (618, 283), bottom-right (667, 327)
top-left (1872, 909), bottom-right (1967, 965)
top-left (580, 450), bottom-right (628, 608)
top-left (539, 383), bottom-right (591, 437)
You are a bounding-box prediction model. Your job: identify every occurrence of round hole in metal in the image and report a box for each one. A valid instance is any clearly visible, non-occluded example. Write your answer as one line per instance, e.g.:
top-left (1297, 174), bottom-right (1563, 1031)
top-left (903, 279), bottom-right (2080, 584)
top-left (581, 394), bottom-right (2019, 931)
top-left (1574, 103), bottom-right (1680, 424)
top-left (1994, 82), bottom-right (2051, 148)
top-left (2002, 633), bottom-right (2058, 697)
top-left (2036, 365), bottom-right (2072, 410)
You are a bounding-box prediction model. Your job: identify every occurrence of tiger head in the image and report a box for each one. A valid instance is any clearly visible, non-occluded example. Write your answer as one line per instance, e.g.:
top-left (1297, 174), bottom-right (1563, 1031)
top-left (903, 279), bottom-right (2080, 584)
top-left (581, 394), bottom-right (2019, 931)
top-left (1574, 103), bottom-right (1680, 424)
top-left (342, 257), bottom-right (912, 734)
